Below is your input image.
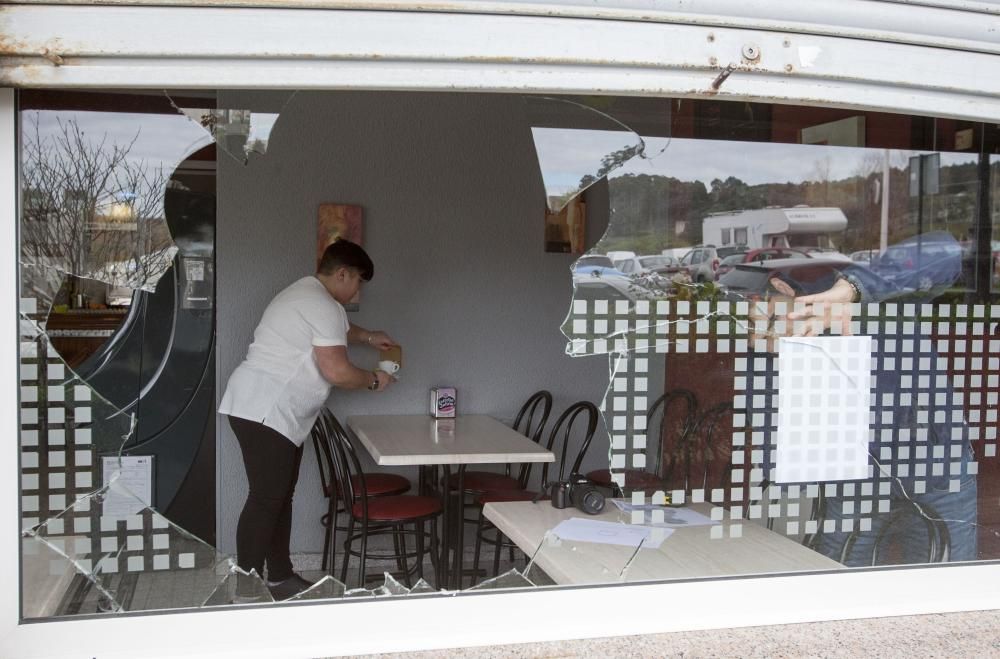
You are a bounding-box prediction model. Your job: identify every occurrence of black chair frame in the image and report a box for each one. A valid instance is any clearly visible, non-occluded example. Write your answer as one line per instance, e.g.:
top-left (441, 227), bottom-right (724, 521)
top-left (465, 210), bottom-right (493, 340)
top-left (472, 400), bottom-right (599, 584)
top-left (316, 411), bottom-right (441, 589)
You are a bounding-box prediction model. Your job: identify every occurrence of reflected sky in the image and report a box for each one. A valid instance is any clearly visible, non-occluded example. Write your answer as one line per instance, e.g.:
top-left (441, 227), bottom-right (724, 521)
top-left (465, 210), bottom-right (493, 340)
top-left (537, 134), bottom-right (983, 188)
top-left (25, 110), bottom-right (212, 185)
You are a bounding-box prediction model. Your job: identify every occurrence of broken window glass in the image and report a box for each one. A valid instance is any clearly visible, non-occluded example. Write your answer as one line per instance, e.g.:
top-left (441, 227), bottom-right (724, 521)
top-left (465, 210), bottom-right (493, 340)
top-left (547, 96), bottom-right (995, 589)
top-left (16, 89), bottom-right (1000, 618)
top-left (18, 90), bottom-right (228, 619)
top-left (168, 92), bottom-right (296, 165)
top-left (525, 96), bottom-right (647, 214)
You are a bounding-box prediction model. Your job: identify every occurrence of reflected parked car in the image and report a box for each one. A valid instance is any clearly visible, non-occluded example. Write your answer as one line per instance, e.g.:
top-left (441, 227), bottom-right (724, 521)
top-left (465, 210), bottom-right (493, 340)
top-left (614, 254), bottom-right (681, 276)
top-left (572, 272), bottom-right (659, 303)
top-left (800, 246), bottom-right (852, 262)
top-left (573, 254), bottom-right (625, 278)
top-left (869, 232), bottom-right (962, 291)
top-left (714, 247), bottom-right (810, 280)
top-left (679, 245), bottom-right (746, 282)
top-left (717, 257), bottom-right (851, 301)
top-left (849, 249), bottom-right (879, 265)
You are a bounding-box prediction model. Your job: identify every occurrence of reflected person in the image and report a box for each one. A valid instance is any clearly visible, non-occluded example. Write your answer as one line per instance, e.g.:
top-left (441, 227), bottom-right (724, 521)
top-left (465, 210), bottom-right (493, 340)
top-left (219, 240), bottom-right (398, 599)
top-left (748, 234), bottom-right (977, 566)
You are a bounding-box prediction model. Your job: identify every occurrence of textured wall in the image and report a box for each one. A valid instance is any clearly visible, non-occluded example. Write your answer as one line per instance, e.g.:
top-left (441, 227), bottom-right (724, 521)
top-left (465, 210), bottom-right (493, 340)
top-left (216, 91), bottom-right (620, 554)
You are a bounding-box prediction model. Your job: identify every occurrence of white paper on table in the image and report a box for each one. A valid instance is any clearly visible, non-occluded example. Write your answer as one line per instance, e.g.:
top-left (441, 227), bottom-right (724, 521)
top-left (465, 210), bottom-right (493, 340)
top-left (776, 335), bottom-right (872, 484)
top-left (640, 508), bottom-right (719, 528)
top-left (610, 499), bottom-right (720, 528)
top-left (610, 498), bottom-right (662, 513)
top-left (550, 517), bottom-right (672, 550)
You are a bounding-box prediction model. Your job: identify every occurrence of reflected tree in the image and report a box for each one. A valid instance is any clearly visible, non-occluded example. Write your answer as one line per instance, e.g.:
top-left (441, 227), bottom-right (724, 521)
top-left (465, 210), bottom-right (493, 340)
top-left (21, 116), bottom-right (173, 302)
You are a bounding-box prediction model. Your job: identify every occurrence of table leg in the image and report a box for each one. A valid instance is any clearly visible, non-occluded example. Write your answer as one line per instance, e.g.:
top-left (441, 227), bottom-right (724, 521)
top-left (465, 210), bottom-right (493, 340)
top-left (452, 464), bottom-right (467, 590)
top-left (439, 464), bottom-right (452, 589)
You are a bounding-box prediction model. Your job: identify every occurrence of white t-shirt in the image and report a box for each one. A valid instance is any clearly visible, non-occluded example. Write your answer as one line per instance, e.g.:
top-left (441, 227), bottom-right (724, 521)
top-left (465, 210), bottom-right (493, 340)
top-left (219, 276), bottom-right (350, 446)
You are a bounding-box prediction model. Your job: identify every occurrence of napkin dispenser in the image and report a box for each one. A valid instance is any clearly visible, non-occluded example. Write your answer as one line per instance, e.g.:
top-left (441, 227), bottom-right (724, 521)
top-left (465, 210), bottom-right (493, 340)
top-left (430, 387), bottom-right (456, 418)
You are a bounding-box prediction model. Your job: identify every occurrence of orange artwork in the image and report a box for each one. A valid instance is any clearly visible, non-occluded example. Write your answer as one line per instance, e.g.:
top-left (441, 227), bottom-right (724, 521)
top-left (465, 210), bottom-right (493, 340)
top-left (544, 198), bottom-right (586, 254)
top-left (317, 203), bottom-right (364, 268)
top-left (317, 203), bottom-right (364, 308)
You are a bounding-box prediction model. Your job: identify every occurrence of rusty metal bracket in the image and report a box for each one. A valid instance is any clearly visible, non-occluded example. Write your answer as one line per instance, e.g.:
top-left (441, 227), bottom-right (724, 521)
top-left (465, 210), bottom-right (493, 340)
top-left (710, 62), bottom-right (738, 90)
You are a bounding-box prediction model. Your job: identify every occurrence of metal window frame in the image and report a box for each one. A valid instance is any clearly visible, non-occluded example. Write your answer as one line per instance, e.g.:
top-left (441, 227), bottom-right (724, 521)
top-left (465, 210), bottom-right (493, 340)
top-left (2, 3), bottom-right (1000, 657)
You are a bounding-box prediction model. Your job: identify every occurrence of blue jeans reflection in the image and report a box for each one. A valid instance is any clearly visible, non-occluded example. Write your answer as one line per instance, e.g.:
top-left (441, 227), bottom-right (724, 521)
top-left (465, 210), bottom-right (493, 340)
top-left (814, 470), bottom-right (978, 567)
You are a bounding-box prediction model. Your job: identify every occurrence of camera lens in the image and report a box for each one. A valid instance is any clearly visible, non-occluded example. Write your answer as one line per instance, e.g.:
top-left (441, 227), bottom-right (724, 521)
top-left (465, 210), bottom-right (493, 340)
top-left (581, 490), bottom-right (605, 514)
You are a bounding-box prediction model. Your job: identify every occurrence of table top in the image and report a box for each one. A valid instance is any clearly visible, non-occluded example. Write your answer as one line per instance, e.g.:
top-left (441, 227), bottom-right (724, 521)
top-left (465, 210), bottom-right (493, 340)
top-left (483, 500), bottom-right (842, 585)
top-left (345, 414), bottom-right (556, 466)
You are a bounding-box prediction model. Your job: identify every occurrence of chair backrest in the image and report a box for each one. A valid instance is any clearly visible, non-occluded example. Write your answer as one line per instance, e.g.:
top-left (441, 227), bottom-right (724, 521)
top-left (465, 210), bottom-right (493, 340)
top-left (511, 390), bottom-right (553, 487)
top-left (647, 388), bottom-right (698, 478)
top-left (541, 401), bottom-right (599, 486)
top-left (678, 401), bottom-right (733, 493)
top-left (312, 409), bottom-right (371, 521)
top-left (310, 409), bottom-right (339, 501)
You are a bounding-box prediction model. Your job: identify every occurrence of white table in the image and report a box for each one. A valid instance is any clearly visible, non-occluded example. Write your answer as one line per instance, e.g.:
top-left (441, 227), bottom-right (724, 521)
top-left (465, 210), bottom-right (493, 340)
top-left (347, 414), bottom-right (555, 466)
top-left (483, 500), bottom-right (842, 585)
top-left (346, 414), bottom-right (555, 588)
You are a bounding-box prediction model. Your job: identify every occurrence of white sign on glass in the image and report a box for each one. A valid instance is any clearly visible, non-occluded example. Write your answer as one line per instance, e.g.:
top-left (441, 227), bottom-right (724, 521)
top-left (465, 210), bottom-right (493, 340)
top-left (776, 336), bottom-right (871, 483)
top-left (101, 455), bottom-right (154, 518)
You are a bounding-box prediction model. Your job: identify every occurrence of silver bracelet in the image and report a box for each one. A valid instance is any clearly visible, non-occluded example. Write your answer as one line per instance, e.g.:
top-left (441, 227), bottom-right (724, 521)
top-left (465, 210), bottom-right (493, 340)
top-left (838, 272), bottom-right (862, 303)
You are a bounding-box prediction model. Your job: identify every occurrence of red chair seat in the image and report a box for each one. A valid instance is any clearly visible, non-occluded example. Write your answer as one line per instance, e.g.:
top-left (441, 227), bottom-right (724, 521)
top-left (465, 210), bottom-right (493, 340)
top-left (447, 471), bottom-right (521, 493)
top-left (353, 495), bottom-right (442, 521)
top-left (586, 468), bottom-right (665, 489)
top-left (325, 473), bottom-right (411, 498)
top-left (476, 490), bottom-right (544, 505)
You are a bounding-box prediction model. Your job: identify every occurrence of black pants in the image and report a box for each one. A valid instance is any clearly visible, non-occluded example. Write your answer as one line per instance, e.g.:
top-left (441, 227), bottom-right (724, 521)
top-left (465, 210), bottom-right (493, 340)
top-left (229, 416), bottom-right (304, 582)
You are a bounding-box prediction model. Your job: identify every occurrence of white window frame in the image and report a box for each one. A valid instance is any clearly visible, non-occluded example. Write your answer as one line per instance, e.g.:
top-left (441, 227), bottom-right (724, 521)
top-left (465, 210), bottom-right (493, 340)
top-left (2, 2), bottom-right (1000, 655)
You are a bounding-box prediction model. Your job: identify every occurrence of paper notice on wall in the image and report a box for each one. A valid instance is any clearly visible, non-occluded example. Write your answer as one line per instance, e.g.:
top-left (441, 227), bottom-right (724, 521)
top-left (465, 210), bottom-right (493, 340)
top-left (776, 336), bottom-right (872, 483)
top-left (101, 456), bottom-right (154, 518)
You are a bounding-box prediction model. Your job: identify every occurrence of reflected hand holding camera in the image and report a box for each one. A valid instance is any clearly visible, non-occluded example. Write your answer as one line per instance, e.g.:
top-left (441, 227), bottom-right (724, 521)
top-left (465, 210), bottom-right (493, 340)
top-left (748, 276), bottom-right (855, 352)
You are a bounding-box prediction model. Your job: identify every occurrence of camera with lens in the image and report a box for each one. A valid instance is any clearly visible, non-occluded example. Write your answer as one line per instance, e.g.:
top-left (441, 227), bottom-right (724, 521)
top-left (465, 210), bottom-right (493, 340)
top-left (549, 474), bottom-right (605, 514)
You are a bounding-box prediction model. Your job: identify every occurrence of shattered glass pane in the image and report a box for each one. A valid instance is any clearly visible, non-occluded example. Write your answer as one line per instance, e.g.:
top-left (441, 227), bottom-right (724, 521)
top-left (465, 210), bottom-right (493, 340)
top-left (407, 578), bottom-right (438, 594)
top-left (548, 95), bottom-right (994, 586)
top-left (20, 92), bottom-right (232, 616)
top-left (466, 568), bottom-right (536, 590)
top-left (15, 89), bottom-right (1000, 617)
top-left (371, 572), bottom-right (412, 596)
top-left (525, 96), bottom-right (647, 213)
top-left (286, 575), bottom-right (348, 601)
top-left (20, 104), bottom-right (209, 297)
top-left (23, 479), bottom-right (234, 616)
top-left (203, 567), bottom-right (273, 606)
top-left (169, 92), bottom-right (295, 165)
top-left (21, 532), bottom-right (120, 618)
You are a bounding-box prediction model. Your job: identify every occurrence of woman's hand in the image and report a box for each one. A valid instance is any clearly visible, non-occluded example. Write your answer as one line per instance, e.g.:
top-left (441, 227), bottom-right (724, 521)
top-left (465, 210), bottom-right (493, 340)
top-left (366, 331), bottom-right (398, 351)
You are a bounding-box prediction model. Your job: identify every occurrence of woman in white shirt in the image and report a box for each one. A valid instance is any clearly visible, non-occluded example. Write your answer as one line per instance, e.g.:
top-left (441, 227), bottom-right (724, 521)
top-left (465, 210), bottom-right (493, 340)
top-left (219, 240), bottom-right (397, 600)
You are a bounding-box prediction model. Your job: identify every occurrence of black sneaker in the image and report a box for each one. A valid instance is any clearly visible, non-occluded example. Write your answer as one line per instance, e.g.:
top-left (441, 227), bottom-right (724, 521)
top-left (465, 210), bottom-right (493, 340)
top-left (266, 573), bottom-right (315, 601)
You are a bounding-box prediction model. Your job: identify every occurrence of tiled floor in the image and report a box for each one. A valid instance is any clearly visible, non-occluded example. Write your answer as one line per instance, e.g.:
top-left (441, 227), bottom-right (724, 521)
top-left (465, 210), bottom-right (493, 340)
top-left (347, 609), bottom-right (1000, 658)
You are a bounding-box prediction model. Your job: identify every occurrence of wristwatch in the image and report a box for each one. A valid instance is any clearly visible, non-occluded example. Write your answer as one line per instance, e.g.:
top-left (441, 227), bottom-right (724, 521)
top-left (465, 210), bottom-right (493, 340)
top-left (368, 371), bottom-right (380, 391)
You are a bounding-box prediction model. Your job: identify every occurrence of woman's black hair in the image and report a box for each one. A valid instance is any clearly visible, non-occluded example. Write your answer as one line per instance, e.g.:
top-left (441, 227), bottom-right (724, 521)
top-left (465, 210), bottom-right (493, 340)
top-left (317, 239), bottom-right (374, 281)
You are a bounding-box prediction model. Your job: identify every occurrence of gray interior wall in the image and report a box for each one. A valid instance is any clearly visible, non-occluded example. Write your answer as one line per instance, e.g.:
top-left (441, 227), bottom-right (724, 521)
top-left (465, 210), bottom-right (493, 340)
top-left (217, 91), bottom-right (616, 554)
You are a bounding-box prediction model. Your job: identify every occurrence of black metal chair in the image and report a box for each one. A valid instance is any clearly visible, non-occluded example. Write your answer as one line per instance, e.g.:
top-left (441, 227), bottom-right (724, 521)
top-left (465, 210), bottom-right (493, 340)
top-left (311, 410), bottom-right (411, 574)
top-left (472, 400), bottom-right (599, 583)
top-left (586, 389), bottom-right (698, 495)
top-left (445, 390), bottom-right (553, 495)
top-left (668, 400), bottom-right (734, 494)
top-left (313, 410), bottom-right (441, 588)
top-left (809, 493), bottom-right (952, 565)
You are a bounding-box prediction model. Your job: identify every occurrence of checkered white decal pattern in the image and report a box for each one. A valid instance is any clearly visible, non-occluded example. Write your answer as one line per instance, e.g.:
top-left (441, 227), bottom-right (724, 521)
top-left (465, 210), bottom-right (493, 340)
top-left (564, 297), bottom-right (992, 540)
top-left (776, 336), bottom-right (872, 484)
